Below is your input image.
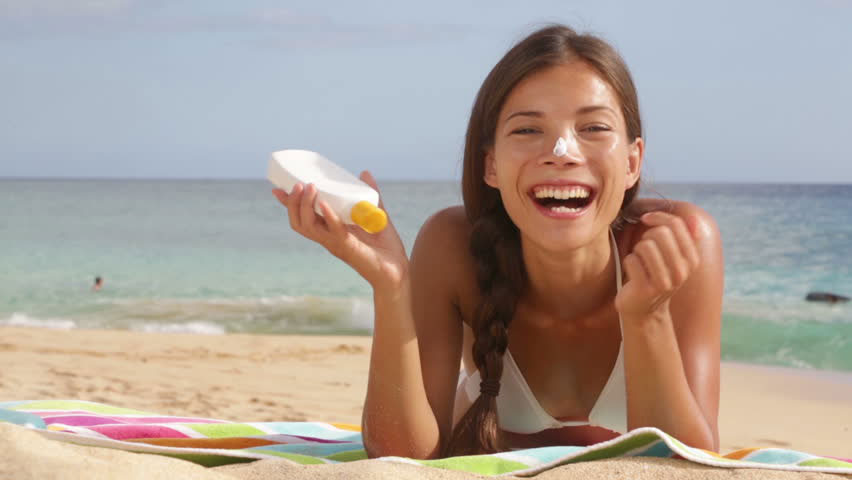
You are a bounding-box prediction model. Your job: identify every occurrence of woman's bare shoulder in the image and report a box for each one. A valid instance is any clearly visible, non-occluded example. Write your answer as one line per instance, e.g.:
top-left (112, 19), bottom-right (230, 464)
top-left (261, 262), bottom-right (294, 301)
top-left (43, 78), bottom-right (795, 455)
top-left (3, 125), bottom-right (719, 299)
top-left (412, 205), bottom-right (473, 256)
top-left (411, 206), bottom-right (476, 322)
top-left (409, 206), bottom-right (476, 303)
top-left (624, 198), bottom-right (720, 245)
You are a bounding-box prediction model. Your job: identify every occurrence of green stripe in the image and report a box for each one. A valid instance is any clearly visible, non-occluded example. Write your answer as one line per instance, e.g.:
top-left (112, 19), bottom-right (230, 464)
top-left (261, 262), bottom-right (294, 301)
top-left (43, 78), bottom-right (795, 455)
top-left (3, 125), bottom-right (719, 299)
top-left (666, 436), bottom-right (693, 454)
top-left (14, 401), bottom-right (151, 415)
top-left (325, 449), bottom-right (368, 462)
top-left (799, 458), bottom-right (852, 468)
top-left (185, 423), bottom-right (266, 438)
top-left (565, 431), bottom-right (662, 463)
top-left (246, 450), bottom-right (327, 464)
top-left (418, 455), bottom-right (528, 475)
top-left (159, 453), bottom-right (257, 467)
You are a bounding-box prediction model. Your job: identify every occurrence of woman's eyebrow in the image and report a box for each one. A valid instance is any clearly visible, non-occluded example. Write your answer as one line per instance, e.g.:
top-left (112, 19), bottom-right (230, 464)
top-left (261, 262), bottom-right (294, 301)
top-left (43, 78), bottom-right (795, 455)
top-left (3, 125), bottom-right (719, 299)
top-left (504, 110), bottom-right (543, 122)
top-left (576, 105), bottom-right (617, 116)
top-left (504, 106), bottom-right (616, 123)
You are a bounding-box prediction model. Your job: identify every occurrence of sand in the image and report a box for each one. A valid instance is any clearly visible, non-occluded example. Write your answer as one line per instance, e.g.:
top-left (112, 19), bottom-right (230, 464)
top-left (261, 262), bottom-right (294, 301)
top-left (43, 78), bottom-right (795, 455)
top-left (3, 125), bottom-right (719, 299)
top-left (1, 325), bottom-right (850, 479)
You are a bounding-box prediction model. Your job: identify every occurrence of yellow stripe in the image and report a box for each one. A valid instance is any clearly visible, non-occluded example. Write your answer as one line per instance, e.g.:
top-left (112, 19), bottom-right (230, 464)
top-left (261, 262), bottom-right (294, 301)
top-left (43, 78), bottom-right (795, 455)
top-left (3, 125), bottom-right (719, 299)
top-left (329, 423), bottom-right (361, 432)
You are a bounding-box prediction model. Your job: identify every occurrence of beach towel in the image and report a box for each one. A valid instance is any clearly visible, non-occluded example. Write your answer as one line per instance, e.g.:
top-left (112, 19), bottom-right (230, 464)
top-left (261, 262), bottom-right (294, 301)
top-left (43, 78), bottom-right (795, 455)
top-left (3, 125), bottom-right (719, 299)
top-left (1, 400), bottom-right (850, 477)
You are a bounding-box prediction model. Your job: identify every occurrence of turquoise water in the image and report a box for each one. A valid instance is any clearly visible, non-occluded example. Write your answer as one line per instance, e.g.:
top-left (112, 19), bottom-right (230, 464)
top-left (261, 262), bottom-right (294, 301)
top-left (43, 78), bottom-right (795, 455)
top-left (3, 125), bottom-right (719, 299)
top-left (1, 180), bottom-right (850, 371)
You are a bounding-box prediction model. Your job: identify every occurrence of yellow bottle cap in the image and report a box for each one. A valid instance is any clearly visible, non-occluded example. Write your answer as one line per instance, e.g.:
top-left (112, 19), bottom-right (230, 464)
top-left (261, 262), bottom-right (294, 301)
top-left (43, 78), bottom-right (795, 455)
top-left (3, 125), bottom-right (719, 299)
top-left (350, 201), bottom-right (388, 233)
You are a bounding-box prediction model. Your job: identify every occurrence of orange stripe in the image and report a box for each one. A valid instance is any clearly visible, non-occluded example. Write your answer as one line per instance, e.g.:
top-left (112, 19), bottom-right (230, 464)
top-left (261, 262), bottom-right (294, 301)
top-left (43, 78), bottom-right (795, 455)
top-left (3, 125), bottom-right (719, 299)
top-left (696, 449), bottom-right (726, 458)
top-left (724, 447), bottom-right (763, 460)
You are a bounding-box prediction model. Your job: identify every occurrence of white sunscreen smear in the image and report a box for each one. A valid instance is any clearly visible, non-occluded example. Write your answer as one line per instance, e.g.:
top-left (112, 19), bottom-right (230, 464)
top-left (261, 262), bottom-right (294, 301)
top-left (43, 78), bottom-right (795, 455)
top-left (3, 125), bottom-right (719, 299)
top-left (553, 136), bottom-right (569, 157)
top-left (267, 150), bottom-right (388, 233)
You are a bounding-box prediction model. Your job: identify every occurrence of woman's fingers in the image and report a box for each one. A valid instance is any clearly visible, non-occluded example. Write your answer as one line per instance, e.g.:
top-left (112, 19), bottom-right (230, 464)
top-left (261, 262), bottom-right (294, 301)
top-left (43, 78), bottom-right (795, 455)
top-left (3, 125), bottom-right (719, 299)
top-left (280, 183), bottom-right (349, 247)
top-left (317, 198), bottom-right (347, 237)
top-left (668, 215), bottom-right (701, 269)
top-left (640, 212), bottom-right (701, 286)
top-left (272, 188), bottom-right (289, 204)
top-left (641, 212), bottom-right (701, 265)
top-left (299, 184), bottom-right (327, 233)
top-left (633, 239), bottom-right (673, 292)
top-left (643, 227), bottom-right (684, 288)
top-left (286, 183), bottom-right (305, 231)
top-left (622, 253), bottom-right (650, 288)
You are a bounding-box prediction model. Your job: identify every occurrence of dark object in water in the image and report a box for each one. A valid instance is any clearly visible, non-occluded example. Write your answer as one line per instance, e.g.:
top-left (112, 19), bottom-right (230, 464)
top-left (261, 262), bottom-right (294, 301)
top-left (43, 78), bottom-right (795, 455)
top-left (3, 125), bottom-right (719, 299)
top-left (805, 292), bottom-right (850, 304)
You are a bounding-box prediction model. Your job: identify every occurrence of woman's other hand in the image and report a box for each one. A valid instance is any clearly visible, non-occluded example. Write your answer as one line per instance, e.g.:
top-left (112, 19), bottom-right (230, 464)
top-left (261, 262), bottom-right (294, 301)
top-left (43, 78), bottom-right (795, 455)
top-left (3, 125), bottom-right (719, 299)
top-left (272, 171), bottom-right (409, 291)
top-left (615, 211), bottom-right (703, 318)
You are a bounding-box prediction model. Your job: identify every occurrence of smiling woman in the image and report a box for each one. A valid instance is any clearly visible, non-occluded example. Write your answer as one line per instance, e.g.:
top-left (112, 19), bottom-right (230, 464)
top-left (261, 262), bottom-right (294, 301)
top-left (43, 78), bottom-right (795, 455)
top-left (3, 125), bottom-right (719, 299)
top-left (272, 24), bottom-right (724, 459)
top-left (481, 61), bottom-right (642, 253)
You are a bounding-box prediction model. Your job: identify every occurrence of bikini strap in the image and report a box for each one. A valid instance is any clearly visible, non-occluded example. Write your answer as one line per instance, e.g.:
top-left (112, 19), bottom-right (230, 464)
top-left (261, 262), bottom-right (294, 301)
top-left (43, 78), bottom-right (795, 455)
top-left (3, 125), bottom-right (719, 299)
top-left (609, 228), bottom-right (622, 291)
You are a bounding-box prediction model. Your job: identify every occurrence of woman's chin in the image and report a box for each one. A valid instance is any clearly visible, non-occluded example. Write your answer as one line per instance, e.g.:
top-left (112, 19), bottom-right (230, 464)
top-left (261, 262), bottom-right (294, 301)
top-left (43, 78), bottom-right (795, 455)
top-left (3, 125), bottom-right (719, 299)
top-left (522, 227), bottom-right (595, 253)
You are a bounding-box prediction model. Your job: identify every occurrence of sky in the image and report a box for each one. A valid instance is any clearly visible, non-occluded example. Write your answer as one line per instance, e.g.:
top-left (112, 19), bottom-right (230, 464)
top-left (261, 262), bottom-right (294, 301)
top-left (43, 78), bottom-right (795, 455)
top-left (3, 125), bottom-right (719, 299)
top-left (0, 0), bottom-right (850, 183)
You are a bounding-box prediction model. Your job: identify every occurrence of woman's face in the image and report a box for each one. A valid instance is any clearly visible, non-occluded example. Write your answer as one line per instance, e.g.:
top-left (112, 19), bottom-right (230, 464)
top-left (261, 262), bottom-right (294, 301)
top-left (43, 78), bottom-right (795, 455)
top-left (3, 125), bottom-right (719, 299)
top-left (484, 61), bottom-right (643, 251)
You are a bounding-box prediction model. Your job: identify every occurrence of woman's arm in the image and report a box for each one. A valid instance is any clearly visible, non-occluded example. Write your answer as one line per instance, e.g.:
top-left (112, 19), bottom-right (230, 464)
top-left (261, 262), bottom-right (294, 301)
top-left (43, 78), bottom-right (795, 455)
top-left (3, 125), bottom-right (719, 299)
top-left (617, 201), bottom-right (723, 451)
top-left (272, 175), bottom-right (456, 458)
top-left (362, 207), bottom-right (466, 458)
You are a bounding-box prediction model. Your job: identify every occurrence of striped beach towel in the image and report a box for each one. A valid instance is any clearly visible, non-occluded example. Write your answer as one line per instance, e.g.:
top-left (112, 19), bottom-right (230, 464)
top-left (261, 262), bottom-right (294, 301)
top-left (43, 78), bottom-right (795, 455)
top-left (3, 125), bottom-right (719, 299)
top-left (1, 400), bottom-right (850, 476)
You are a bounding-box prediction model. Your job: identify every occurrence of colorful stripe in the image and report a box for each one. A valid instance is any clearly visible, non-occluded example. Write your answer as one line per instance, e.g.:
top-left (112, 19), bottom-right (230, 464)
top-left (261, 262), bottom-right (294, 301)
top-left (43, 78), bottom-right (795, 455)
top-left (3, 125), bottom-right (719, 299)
top-left (1, 400), bottom-right (850, 476)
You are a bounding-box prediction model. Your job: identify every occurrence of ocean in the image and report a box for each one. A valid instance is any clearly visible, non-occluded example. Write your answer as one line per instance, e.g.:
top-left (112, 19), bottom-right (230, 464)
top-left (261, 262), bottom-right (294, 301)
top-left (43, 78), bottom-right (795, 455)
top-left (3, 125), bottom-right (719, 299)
top-left (2, 179), bottom-right (850, 372)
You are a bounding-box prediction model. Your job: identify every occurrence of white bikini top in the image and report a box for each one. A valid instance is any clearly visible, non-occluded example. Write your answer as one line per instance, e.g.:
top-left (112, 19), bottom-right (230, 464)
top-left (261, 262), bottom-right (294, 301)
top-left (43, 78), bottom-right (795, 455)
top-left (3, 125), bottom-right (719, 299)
top-left (453, 229), bottom-right (627, 435)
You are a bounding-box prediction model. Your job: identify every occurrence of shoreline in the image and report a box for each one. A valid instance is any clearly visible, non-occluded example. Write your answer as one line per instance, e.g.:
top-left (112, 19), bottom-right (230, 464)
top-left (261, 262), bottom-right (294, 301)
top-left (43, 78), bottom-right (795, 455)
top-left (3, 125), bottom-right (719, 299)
top-left (1, 326), bottom-right (851, 460)
top-left (721, 360), bottom-right (852, 385)
top-left (5, 323), bottom-right (852, 377)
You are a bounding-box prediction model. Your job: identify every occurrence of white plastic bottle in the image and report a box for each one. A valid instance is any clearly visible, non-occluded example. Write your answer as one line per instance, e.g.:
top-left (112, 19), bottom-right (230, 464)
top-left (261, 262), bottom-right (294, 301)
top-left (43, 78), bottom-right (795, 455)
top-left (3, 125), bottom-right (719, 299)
top-left (267, 149), bottom-right (388, 233)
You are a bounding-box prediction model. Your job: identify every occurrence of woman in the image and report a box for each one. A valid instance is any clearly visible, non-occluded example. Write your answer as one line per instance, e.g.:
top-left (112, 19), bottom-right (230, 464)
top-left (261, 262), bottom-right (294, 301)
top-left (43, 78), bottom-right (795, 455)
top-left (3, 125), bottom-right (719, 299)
top-left (272, 25), bottom-right (723, 458)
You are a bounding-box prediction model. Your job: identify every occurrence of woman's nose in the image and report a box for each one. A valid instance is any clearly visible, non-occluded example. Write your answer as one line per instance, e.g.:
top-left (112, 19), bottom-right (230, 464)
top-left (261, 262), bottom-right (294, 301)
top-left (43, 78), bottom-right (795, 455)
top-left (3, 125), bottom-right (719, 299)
top-left (542, 134), bottom-right (585, 165)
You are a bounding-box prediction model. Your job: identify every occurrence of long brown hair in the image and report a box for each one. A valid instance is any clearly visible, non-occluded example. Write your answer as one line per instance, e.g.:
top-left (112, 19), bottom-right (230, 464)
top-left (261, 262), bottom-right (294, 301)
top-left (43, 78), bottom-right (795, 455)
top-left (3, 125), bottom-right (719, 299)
top-left (443, 24), bottom-right (643, 456)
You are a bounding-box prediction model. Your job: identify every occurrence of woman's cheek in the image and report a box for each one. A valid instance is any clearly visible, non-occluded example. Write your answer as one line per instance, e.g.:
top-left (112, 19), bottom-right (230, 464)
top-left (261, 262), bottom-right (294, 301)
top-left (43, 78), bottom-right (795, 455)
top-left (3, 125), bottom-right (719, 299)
top-left (579, 135), bottom-right (618, 157)
top-left (510, 136), bottom-right (546, 157)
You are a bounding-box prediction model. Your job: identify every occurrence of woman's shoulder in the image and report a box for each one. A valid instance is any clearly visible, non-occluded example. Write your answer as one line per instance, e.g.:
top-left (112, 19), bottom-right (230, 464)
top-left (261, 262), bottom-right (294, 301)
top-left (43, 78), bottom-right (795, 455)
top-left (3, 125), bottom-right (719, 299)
top-left (413, 205), bottom-right (473, 252)
top-left (629, 197), bottom-right (715, 222)
top-left (622, 198), bottom-right (720, 247)
top-left (409, 205), bottom-right (477, 308)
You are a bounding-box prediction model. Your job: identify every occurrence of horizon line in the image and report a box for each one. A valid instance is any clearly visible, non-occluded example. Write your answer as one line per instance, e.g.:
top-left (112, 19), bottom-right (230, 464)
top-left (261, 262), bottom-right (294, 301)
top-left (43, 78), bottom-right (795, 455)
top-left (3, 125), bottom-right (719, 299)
top-left (1, 176), bottom-right (851, 186)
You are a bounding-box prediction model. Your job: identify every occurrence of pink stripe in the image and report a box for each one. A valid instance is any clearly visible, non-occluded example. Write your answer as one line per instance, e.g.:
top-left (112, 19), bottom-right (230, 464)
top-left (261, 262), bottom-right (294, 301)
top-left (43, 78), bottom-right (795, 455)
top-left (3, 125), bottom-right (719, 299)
top-left (825, 455), bottom-right (852, 464)
top-left (44, 415), bottom-right (117, 427)
top-left (84, 424), bottom-right (193, 440)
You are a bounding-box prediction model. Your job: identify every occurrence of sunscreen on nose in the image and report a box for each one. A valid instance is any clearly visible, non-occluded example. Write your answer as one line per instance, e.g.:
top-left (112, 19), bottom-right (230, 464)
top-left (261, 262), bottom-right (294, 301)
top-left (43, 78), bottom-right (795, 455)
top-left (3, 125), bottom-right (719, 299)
top-left (268, 150), bottom-right (388, 233)
top-left (553, 137), bottom-right (569, 157)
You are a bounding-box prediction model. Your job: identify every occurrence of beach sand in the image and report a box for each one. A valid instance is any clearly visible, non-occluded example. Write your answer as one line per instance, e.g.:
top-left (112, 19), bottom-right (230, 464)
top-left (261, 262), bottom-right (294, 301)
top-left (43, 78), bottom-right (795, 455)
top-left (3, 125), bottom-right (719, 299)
top-left (1, 326), bottom-right (850, 479)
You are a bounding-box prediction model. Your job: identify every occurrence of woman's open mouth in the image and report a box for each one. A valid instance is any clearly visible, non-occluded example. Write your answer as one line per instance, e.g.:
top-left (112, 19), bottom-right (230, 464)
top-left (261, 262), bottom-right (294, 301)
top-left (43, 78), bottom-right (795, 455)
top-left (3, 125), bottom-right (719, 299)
top-left (528, 184), bottom-right (595, 219)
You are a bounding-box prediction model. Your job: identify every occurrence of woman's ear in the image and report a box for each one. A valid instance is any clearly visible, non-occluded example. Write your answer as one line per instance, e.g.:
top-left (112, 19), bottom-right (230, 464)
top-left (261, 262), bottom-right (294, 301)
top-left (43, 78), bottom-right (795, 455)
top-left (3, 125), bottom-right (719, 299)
top-left (484, 149), bottom-right (499, 188)
top-left (625, 137), bottom-right (644, 190)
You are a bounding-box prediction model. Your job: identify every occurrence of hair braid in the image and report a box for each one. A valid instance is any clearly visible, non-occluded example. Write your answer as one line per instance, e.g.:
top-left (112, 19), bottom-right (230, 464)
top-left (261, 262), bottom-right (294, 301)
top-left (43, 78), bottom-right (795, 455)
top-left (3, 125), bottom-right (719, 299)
top-left (442, 207), bottom-right (526, 456)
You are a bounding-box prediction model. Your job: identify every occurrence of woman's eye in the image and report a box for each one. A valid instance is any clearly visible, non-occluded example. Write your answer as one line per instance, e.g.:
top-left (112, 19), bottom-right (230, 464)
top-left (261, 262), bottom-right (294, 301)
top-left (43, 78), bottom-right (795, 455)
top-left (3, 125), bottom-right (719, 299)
top-left (511, 128), bottom-right (540, 135)
top-left (583, 125), bottom-right (611, 133)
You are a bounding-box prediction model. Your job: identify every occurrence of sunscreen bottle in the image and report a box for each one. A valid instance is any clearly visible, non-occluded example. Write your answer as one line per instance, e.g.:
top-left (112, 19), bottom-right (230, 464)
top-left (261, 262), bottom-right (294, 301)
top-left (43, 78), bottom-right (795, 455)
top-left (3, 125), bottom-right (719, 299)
top-left (268, 150), bottom-right (388, 234)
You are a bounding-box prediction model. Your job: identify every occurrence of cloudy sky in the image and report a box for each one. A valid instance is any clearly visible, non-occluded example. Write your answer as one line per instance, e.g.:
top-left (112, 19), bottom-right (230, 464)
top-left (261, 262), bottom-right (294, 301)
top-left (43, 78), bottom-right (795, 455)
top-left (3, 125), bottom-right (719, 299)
top-left (1, 0), bottom-right (850, 182)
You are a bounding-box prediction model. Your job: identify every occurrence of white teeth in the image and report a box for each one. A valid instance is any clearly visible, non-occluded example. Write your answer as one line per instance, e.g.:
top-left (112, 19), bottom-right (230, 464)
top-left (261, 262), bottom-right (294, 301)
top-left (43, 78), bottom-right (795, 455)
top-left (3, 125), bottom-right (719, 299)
top-left (550, 206), bottom-right (582, 213)
top-left (533, 186), bottom-right (590, 199)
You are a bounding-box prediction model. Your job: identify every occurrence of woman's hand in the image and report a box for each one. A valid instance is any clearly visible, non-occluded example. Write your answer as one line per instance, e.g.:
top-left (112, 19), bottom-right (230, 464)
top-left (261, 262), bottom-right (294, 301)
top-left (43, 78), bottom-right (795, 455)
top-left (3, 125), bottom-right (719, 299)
top-left (615, 211), bottom-right (702, 319)
top-left (272, 171), bottom-right (409, 291)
